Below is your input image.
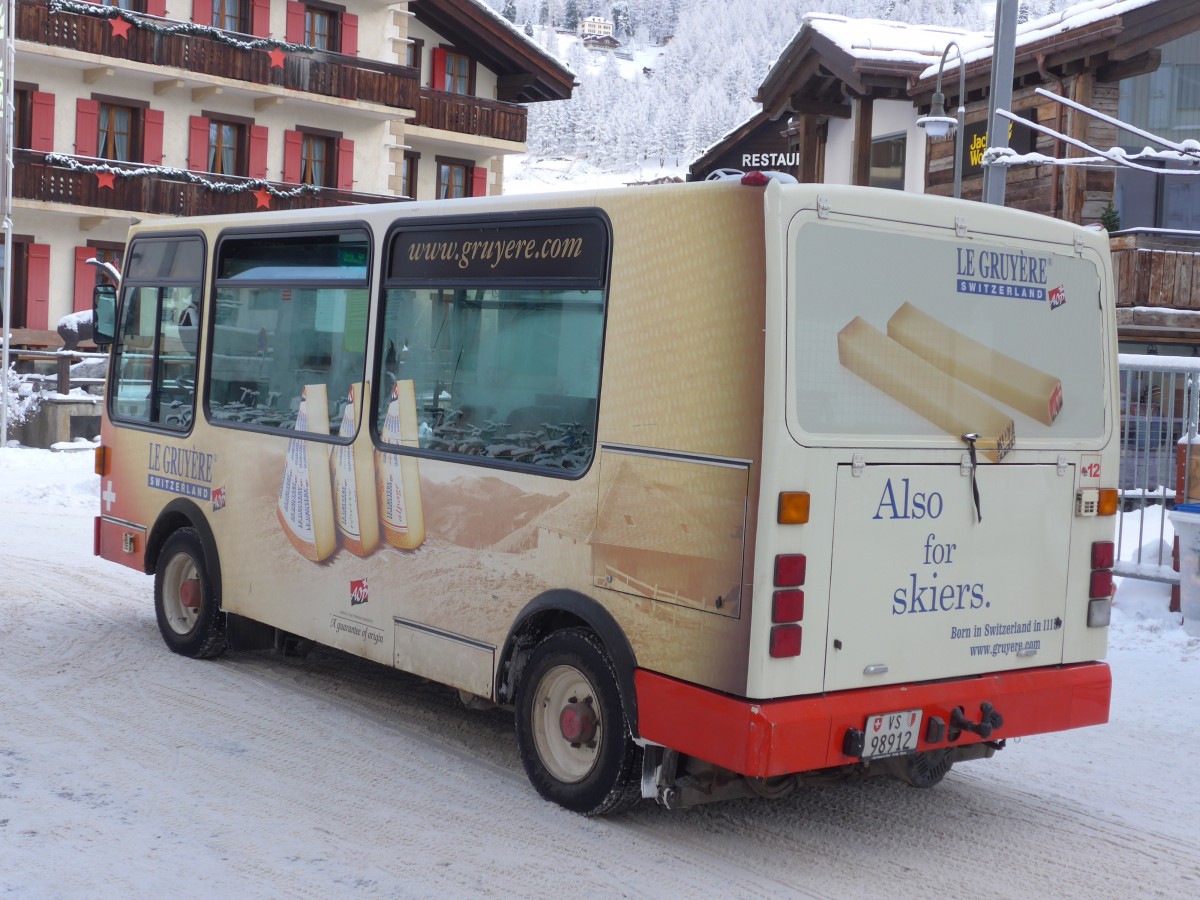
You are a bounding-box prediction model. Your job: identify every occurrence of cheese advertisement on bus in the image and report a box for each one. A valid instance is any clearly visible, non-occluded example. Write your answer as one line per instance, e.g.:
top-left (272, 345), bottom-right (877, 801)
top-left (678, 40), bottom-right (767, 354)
top-left (94, 180), bottom-right (1116, 815)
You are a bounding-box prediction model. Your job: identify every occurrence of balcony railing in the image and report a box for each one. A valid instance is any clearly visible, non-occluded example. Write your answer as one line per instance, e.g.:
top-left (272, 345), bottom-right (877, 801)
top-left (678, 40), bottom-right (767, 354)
top-left (414, 89), bottom-right (527, 144)
top-left (1111, 229), bottom-right (1200, 310)
top-left (17, 0), bottom-right (418, 111)
top-left (13, 151), bottom-right (399, 217)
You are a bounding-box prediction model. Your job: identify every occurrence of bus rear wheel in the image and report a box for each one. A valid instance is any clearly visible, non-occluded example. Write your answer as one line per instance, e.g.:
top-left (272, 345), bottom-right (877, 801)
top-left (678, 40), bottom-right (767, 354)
top-left (154, 527), bottom-right (227, 659)
top-left (515, 628), bottom-right (641, 816)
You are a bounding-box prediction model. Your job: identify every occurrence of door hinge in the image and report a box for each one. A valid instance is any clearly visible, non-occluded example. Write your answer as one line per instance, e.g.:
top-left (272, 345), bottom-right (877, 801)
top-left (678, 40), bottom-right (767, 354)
top-left (852, 453), bottom-right (865, 476)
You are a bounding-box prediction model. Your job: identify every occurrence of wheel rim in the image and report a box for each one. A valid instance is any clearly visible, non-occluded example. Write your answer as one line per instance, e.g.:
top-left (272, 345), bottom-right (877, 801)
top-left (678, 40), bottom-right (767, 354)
top-left (531, 664), bottom-right (603, 784)
top-left (161, 551), bottom-right (201, 636)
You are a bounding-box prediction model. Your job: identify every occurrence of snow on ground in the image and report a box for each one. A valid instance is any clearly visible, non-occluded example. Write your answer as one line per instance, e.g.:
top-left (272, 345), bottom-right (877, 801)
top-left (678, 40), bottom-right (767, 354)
top-left (1, 445), bottom-right (1199, 897)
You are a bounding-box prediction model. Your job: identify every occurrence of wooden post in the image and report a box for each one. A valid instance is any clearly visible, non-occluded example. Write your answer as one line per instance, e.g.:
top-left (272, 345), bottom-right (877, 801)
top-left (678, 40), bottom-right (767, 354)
top-left (1063, 71), bottom-right (1094, 224)
top-left (57, 354), bottom-right (71, 395)
top-left (853, 97), bottom-right (874, 186)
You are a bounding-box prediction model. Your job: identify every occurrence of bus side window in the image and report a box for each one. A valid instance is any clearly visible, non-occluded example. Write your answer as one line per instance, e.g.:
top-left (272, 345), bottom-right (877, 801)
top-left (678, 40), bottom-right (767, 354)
top-left (378, 285), bottom-right (604, 472)
top-left (110, 235), bottom-right (204, 430)
top-left (208, 230), bottom-right (370, 435)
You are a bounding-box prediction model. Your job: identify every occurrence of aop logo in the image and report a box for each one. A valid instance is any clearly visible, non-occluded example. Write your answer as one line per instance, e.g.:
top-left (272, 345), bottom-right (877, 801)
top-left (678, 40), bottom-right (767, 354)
top-left (1048, 285), bottom-right (1067, 310)
top-left (350, 578), bottom-right (369, 606)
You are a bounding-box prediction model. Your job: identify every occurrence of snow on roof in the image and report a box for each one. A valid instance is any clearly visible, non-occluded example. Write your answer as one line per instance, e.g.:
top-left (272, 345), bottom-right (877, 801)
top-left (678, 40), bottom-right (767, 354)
top-left (916, 0), bottom-right (1164, 80)
top-left (465, 0), bottom-right (578, 80)
top-left (802, 12), bottom-right (971, 68)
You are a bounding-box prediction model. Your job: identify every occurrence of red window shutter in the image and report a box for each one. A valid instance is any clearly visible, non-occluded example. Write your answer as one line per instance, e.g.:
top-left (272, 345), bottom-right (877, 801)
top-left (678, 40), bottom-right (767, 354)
top-left (75, 98), bottom-right (99, 158)
top-left (283, 130), bottom-right (302, 184)
top-left (27, 244), bottom-right (51, 331)
top-left (340, 13), bottom-right (358, 56)
top-left (191, 0), bottom-right (209, 26)
top-left (187, 116), bottom-right (209, 171)
top-left (248, 125), bottom-right (268, 179)
top-left (251, 0), bottom-right (270, 37)
top-left (30, 91), bottom-right (55, 152)
top-left (143, 109), bottom-right (164, 165)
top-left (431, 48), bottom-right (447, 90)
top-left (74, 248), bottom-right (95, 314)
top-left (285, 2), bottom-right (305, 44)
top-left (471, 165), bottom-right (488, 198)
top-left (145, 0), bottom-right (167, 16)
top-left (337, 138), bottom-right (355, 192)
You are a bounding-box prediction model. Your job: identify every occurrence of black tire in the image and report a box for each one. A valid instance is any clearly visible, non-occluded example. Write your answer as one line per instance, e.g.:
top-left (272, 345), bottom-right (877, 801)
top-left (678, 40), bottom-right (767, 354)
top-left (515, 628), bottom-right (642, 816)
top-left (154, 527), bottom-right (227, 659)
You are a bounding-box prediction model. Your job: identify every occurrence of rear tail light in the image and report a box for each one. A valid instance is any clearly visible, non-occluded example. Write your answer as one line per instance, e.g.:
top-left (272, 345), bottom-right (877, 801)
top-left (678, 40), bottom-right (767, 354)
top-left (1089, 539), bottom-right (1115, 625)
top-left (1089, 568), bottom-right (1113, 599)
top-left (774, 554), bottom-right (806, 587)
top-left (94, 444), bottom-right (109, 476)
top-left (769, 624), bottom-right (802, 657)
top-left (772, 590), bottom-right (805, 623)
top-left (1091, 541), bottom-right (1115, 569)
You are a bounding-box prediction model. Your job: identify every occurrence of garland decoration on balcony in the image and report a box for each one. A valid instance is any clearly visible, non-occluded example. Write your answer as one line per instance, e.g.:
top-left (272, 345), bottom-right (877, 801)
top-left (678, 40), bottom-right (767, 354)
top-left (47, 0), bottom-right (314, 55)
top-left (44, 155), bottom-right (322, 208)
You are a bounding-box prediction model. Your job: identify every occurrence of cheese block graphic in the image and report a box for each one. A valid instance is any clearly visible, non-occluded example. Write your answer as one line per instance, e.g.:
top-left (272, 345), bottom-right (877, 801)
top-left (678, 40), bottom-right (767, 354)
top-left (277, 383), bottom-right (338, 561)
top-left (887, 301), bottom-right (1063, 426)
top-left (838, 317), bottom-right (1015, 462)
top-left (376, 379), bottom-right (426, 549)
top-left (331, 382), bottom-right (381, 557)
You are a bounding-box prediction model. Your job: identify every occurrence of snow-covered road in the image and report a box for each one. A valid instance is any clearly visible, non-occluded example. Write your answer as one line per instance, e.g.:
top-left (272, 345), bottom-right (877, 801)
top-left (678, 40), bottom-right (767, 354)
top-left (1, 447), bottom-right (1198, 897)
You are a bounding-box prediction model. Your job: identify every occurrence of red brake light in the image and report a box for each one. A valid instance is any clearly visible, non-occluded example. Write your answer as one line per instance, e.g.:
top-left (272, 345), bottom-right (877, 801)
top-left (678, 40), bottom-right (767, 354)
top-left (769, 624), bottom-right (802, 657)
top-left (774, 554), bottom-right (806, 587)
top-left (772, 590), bottom-right (805, 623)
top-left (741, 170), bottom-right (769, 186)
top-left (1089, 569), bottom-right (1114, 599)
top-left (1091, 541), bottom-right (1115, 569)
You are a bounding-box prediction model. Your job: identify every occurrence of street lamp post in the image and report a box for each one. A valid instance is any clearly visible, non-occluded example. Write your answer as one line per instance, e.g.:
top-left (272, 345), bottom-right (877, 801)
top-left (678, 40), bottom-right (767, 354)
top-left (917, 40), bottom-right (966, 200)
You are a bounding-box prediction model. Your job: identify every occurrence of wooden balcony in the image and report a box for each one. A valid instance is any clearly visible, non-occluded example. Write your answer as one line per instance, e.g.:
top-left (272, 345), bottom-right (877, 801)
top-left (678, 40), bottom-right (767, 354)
top-left (1111, 230), bottom-right (1200, 310)
top-left (13, 150), bottom-right (400, 217)
top-left (16, 0), bottom-right (418, 111)
top-left (414, 89), bottom-right (527, 144)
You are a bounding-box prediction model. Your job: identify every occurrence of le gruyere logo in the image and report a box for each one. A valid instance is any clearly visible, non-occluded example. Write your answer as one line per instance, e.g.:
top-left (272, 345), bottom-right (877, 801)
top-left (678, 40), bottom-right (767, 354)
top-left (956, 247), bottom-right (1052, 302)
top-left (147, 442), bottom-right (215, 502)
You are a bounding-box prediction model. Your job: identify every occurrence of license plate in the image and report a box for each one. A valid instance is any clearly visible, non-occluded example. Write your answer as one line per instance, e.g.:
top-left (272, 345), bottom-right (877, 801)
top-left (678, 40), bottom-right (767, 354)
top-left (862, 708), bottom-right (922, 759)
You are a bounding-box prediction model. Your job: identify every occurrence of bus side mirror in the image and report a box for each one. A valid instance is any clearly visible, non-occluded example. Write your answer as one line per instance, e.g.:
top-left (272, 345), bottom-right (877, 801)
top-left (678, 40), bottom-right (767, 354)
top-left (93, 284), bottom-right (117, 347)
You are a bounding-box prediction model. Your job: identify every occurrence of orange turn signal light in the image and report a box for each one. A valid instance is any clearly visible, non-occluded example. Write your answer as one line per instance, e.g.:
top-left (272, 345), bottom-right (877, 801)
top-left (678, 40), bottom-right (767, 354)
top-left (94, 444), bottom-right (109, 477)
top-left (1097, 488), bottom-right (1119, 517)
top-left (778, 492), bottom-right (810, 524)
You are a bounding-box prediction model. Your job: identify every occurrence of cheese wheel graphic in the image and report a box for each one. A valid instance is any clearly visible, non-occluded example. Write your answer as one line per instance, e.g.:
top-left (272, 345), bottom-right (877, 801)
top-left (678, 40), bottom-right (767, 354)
top-left (376, 379), bottom-right (426, 549)
top-left (331, 382), bottom-right (381, 557)
top-left (277, 384), bottom-right (338, 561)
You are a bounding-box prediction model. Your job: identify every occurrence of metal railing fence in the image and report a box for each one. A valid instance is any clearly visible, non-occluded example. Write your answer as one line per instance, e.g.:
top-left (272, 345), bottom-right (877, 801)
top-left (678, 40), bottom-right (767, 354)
top-left (1116, 353), bottom-right (1200, 586)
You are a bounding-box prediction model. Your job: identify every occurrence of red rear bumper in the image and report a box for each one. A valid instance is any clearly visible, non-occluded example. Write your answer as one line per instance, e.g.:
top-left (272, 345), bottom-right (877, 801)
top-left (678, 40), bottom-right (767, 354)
top-left (634, 662), bottom-right (1111, 778)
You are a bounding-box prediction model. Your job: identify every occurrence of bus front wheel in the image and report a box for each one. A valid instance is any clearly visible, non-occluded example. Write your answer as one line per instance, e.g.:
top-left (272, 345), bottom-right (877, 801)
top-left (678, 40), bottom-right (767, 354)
top-left (154, 528), bottom-right (227, 659)
top-left (515, 628), bottom-right (641, 816)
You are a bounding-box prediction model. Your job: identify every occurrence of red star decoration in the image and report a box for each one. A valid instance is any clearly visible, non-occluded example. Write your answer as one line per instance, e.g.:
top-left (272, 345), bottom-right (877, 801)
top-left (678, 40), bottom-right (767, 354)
top-left (267, 48), bottom-right (287, 69)
top-left (252, 189), bottom-right (272, 210)
top-left (96, 171), bottom-right (116, 189)
top-left (109, 17), bottom-right (132, 39)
